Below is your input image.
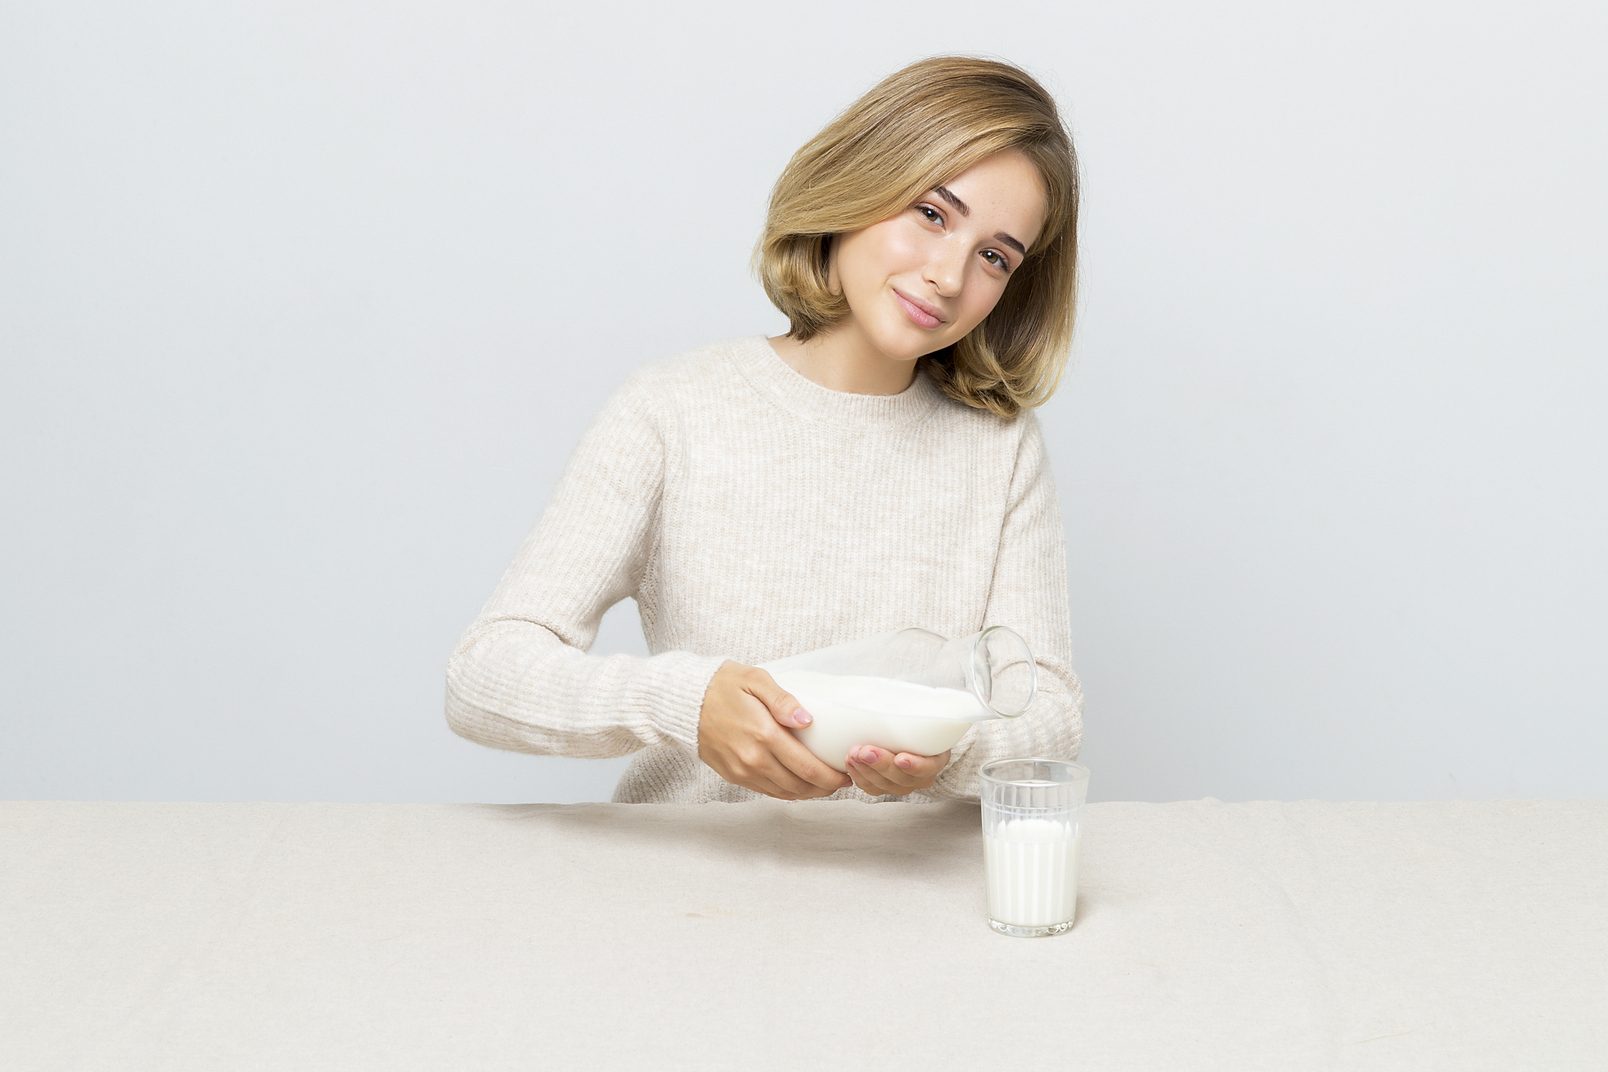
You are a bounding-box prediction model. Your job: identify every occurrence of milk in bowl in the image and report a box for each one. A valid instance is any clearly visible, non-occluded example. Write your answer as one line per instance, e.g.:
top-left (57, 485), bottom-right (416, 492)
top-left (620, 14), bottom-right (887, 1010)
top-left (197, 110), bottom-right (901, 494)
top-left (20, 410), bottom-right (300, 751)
top-left (768, 668), bottom-right (993, 773)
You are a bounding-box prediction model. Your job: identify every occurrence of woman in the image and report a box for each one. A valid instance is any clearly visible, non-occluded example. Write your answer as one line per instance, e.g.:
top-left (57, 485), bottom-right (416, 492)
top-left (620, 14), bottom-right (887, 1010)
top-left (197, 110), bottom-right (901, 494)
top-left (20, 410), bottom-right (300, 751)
top-left (444, 54), bottom-right (1085, 804)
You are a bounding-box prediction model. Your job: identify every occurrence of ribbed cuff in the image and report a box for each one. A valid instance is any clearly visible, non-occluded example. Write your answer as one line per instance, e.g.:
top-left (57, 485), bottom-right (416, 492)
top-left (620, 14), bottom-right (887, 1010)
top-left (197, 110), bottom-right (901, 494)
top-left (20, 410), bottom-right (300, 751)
top-left (644, 651), bottom-right (730, 754)
top-left (932, 722), bottom-right (986, 801)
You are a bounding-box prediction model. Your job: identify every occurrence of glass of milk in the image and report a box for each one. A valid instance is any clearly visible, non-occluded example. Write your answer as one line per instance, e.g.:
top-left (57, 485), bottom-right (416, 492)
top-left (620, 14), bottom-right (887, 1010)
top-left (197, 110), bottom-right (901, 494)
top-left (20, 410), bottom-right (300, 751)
top-left (980, 758), bottom-right (1090, 937)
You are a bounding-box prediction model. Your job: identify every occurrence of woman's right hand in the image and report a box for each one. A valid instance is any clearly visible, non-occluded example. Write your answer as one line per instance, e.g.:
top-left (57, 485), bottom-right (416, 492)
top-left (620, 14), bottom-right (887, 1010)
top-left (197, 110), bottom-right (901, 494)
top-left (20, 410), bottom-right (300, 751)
top-left (697, 660), bottom-right (853, 800)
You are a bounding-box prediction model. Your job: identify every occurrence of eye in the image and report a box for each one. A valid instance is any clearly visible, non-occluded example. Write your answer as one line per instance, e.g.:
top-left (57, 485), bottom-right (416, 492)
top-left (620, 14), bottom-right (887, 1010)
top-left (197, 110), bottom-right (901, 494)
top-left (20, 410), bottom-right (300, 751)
top-left (917, 203), bottom-right (1012, 274)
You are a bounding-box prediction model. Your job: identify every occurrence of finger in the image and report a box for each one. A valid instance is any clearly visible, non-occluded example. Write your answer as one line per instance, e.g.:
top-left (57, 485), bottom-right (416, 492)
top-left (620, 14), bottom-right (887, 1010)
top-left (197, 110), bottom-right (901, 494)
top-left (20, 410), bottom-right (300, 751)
top-left (746, 670), bottom-right (814, 729)
top-left (755, 755), bottom-right (838, 799)
top-left (743, 771), bottom-right (796, 800)
top-left (852, 746), bottom-right (917, 789)
top-left (898, 748), bottom-right (954, 778)
top-left (845, 757), bottom-right (887, 795)
top-left (761, 765), bottom-right (819, 799)
top-left (775, 735), bottom-right (854, 795)
top-left (737, 752), bottom-right (820, 800)
top-left (754, 767), bottom-right (834, 800)
top-left (894, 751), bottom-right (943, 782)
top-left (847, 752), bottom-right (903, 795)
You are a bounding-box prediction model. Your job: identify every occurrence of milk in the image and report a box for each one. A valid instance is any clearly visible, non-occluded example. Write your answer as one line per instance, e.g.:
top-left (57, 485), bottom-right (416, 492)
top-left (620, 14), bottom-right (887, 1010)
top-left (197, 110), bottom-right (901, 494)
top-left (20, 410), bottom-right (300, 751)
top-left (984, 816), bottom-right (1080, 928)
top-left (768, 669), bottom-right (992, 771)
top-left (771, 670), bottom-right (992, 722)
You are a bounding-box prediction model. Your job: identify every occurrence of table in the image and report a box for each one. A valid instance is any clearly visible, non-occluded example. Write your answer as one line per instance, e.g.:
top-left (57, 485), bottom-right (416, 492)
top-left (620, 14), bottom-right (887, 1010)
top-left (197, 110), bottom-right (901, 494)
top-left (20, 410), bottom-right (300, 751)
top-left (3, 799), bottom-right (1605, 1070)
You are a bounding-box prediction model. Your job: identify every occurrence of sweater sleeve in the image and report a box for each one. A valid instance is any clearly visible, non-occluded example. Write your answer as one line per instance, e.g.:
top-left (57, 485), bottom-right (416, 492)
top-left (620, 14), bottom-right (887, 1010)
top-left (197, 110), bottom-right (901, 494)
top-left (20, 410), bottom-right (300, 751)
top-left (443, 368), bottom-right (730, 759)
top-left (921, 410), bottom-right (1085, 802)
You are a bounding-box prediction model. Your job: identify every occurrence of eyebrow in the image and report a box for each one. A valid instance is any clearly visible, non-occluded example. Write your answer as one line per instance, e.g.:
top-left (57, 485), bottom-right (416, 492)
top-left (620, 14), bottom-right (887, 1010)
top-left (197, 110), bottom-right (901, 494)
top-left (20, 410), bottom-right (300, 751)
top-left (931, 185), bottom-right (1029, 259)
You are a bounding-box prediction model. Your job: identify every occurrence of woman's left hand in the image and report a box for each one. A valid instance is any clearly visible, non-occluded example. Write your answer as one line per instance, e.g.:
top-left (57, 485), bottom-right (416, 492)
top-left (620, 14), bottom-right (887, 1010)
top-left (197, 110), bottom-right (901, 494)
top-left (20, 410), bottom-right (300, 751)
top-left (845, 746), bottom-right (952, 796)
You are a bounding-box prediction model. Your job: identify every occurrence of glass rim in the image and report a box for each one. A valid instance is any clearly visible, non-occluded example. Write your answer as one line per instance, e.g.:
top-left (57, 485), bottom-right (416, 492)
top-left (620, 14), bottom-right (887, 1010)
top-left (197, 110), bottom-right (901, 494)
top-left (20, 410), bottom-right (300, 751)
top-left (979, 757), bottom-right (1090, 787)
top-left (969, 624), bottom-right (1037, 718)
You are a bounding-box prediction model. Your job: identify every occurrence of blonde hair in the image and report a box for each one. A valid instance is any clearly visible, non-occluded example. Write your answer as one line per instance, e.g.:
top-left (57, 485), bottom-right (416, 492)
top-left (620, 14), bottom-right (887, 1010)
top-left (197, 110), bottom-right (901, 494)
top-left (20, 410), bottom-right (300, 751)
top-left (751, 54), bottom-right (1081, 419)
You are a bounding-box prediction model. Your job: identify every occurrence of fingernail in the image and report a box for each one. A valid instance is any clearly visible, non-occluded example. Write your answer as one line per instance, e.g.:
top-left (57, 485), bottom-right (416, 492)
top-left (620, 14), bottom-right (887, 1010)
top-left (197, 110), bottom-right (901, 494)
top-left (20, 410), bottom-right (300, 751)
top-left (862, 749), bottom-right (879, 763)
top-left (897, 756), bottom-right (912, 769)
top-left (795, 709), bottom-right (812, 725)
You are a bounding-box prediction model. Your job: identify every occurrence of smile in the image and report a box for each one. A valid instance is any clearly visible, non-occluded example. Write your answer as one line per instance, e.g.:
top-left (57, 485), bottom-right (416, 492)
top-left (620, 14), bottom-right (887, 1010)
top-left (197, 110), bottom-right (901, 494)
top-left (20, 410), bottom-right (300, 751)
top-left (892, 288), bottom-right (945, 329)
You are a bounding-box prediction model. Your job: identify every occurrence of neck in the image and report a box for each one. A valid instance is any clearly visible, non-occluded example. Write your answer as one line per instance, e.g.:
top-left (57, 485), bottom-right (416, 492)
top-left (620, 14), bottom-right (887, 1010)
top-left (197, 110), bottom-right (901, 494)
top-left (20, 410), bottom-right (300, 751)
top-left (767, 327), bottom-right (918, 396)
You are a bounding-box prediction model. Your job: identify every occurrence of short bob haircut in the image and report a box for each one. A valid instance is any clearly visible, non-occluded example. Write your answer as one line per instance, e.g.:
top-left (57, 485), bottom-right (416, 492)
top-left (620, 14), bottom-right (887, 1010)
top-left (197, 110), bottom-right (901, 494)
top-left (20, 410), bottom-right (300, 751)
top-left (751, 54), bottom-right (1080, 420)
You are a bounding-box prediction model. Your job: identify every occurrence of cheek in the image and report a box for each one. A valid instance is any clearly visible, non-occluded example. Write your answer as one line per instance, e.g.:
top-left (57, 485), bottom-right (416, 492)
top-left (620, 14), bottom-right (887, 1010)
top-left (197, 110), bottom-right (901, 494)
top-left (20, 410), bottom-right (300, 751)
top-left (865, 220), bottom-right (927, 270)
top-left (886, 227), bottom-right (928, 262)
top-left (956, 287), bottom-right (1007, 331)
top-left (841, 231), bottom-right (920, 294)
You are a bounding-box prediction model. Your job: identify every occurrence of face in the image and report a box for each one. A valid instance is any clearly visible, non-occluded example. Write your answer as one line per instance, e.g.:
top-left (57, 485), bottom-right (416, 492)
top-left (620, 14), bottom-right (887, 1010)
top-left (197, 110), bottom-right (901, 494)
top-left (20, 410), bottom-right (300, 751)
top-left (826, 148), bottom-right (1049, 361)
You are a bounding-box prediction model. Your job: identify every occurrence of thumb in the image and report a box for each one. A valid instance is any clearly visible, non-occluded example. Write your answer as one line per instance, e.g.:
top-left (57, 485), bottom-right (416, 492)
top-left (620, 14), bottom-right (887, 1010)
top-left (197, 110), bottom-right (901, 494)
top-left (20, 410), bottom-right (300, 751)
top-left (750, 672), bottom-right (814, 728)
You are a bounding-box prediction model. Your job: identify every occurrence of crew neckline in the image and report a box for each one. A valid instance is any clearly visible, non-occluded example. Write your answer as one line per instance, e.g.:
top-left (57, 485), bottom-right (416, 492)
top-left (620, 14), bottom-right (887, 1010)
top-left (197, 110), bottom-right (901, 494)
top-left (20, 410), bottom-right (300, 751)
top-left (726, 333), bottom-right (945, 429)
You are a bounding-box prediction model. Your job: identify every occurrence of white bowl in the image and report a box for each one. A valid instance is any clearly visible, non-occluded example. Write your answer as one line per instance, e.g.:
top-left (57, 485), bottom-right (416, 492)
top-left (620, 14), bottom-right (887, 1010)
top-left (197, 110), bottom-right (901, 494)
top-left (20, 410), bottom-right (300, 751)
top-left (768, 669), bottom-right (990, 773)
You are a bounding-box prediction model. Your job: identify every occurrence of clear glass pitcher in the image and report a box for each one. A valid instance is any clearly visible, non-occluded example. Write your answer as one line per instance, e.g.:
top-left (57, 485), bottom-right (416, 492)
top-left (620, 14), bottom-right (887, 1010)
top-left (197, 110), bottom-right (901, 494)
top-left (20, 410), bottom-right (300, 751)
top-left (757, 626), bottom-right (1038, 773)
top-left (759, 625), bottom-right (1037, 719)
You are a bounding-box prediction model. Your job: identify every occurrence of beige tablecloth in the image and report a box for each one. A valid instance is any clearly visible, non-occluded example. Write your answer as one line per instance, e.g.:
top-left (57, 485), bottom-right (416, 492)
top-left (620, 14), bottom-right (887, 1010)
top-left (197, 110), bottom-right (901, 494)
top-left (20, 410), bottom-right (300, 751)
top-left (2, 799), bottom-right (1605, 1070)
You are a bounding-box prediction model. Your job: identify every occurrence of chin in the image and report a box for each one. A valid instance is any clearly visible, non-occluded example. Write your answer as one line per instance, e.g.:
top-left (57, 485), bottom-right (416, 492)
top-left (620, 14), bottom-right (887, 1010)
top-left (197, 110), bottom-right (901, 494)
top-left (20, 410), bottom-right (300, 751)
top-left (898, 333), bottom-right (952, 363)
top-left (885, 339), bottom-right (928, 364)
top-left (874, 320), bottom-right (938, 360)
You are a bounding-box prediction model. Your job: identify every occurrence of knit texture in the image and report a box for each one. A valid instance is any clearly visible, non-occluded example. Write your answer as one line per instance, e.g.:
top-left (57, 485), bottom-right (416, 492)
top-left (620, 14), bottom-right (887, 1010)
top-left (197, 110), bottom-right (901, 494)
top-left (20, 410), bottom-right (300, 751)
top-left (444, 333), bottom-right (1084, 803)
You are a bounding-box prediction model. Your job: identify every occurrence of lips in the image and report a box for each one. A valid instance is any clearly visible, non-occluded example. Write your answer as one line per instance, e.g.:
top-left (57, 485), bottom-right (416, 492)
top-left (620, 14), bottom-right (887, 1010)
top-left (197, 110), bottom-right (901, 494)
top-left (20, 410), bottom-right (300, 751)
top-left (893, 287), bottom-right (946, 326)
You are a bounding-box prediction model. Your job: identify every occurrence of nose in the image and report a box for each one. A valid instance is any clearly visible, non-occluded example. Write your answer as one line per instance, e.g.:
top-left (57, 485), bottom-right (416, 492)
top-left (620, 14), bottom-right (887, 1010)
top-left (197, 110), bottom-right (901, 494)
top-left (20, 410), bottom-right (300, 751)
top-left (923, 244), bottom-right (966, 298)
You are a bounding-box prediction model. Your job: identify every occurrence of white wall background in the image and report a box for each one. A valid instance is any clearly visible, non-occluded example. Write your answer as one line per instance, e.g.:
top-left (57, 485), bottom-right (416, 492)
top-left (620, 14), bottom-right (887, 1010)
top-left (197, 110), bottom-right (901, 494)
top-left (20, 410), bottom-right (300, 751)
top-left (3, 1), bottom-right (1604, 803)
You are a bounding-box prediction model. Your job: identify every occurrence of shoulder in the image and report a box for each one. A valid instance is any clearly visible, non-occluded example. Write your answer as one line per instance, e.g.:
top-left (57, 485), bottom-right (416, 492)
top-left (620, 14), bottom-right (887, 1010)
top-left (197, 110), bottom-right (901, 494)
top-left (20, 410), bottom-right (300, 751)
top-left (1002, 408), bottom-right (1056, 499)
top-left (603, 335), bottom-right (749, 413)
top-left (929, 383), bottom-right (1043, 455)
top-left (929, 398), bottom-right (1052, 508)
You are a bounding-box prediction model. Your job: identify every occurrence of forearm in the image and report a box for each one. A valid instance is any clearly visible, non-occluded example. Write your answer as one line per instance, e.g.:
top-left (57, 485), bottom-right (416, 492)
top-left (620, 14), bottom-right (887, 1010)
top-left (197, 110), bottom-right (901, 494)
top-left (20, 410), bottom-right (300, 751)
top-left (444, 617), bottom-right (728, 758)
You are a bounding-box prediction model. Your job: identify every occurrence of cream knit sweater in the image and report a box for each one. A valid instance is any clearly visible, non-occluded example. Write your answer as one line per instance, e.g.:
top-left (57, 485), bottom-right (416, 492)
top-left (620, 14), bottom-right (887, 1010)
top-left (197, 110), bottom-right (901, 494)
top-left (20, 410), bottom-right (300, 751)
top-left (443, 333), bottom-right (1084, 803)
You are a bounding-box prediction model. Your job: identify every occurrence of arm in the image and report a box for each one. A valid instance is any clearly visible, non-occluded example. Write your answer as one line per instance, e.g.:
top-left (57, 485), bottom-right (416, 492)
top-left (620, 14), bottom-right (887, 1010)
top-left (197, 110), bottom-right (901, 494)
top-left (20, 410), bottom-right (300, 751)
top-left (443, 369), bottom-right (728, 758)
top-left (922, 411), bottom-right (1085, 801)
